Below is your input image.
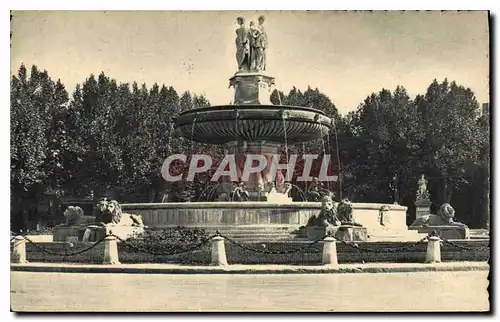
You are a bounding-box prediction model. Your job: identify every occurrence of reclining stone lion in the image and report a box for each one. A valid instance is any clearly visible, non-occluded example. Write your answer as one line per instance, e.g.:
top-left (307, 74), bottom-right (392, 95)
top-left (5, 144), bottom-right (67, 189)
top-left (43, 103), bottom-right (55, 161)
top-left (94, 198), bottom-right (145, 227)
top-left (410, 203), bottom-right (467, 227)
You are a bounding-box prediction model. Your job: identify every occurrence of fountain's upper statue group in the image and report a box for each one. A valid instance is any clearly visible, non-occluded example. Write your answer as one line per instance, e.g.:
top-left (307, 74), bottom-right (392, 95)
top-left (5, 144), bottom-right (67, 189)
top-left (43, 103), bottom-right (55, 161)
top-left (235, 16), bottom-right (267, 73)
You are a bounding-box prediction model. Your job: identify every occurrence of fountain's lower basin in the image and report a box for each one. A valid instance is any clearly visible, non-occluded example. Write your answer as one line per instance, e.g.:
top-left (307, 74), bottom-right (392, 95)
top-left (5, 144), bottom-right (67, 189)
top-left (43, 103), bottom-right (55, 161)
top-left (121, 202), bottom-right (418, 241)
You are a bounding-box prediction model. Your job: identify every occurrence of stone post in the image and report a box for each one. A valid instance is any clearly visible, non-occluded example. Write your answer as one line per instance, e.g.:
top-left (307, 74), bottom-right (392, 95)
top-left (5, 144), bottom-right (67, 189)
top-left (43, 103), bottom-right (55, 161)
top-left (425, 236), bottom-right (442, 263)
top-left (322, 236), bottom-right (338, 266)
top-left (103, 235), bottom-right (120, 265)
top-left (11, 235), bottom-right (27, 264)
top-left (211, 236), bottom-right (228, 266)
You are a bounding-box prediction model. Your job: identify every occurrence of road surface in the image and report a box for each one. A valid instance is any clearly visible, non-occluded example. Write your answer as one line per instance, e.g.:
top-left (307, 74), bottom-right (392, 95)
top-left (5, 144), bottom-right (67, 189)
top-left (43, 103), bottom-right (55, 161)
top-left (11, 271), bottom-right (489, 312)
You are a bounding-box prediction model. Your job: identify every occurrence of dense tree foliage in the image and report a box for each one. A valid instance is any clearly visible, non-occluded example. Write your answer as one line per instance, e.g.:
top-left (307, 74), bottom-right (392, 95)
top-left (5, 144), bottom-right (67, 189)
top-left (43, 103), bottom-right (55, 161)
top-left (10, 65), bottom-right (490, 229)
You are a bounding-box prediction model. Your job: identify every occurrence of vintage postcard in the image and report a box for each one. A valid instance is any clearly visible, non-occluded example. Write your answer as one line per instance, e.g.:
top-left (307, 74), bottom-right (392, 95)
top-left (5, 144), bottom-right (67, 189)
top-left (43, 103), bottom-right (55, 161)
top-left (9, 10), bottom-right (490, 312)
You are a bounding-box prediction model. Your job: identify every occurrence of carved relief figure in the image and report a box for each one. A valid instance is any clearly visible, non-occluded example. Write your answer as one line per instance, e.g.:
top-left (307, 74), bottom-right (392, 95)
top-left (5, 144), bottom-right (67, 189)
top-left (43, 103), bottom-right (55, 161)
top-left (378, 205), bottom-right (390, 226)
top-left (235, 17), bottom-right (250, 72)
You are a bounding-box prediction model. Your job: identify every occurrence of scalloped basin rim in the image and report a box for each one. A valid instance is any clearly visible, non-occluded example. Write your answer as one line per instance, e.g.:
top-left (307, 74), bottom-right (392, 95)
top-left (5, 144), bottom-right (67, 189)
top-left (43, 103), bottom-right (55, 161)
top-left (121, 202), bottom-right (408, 211)
top-left (178, 104), bottom-right (329, 116)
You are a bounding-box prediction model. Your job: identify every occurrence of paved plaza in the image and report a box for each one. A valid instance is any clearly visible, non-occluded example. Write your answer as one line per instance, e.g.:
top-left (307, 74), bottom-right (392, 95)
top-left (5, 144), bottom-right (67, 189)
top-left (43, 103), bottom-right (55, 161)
top-left (11, 271), bottom-right (489, 312)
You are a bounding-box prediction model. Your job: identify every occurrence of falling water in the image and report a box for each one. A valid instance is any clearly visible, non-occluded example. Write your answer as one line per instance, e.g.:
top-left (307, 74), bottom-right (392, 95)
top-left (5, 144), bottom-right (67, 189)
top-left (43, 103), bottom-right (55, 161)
top-left (320, 124), bottom-right (336, 192)
top-left (166, 122), bottom-right (174, 154)
top-left (278, 91), bottom-right (283, 105)
top-left (197, 183), bottom-right (222, 202)
top-left (190, 117), bottom-right (197, 154)
top-left (282, 112), bottom-right (289, 163)
top-left (82, 228), bottom-right (92, 242)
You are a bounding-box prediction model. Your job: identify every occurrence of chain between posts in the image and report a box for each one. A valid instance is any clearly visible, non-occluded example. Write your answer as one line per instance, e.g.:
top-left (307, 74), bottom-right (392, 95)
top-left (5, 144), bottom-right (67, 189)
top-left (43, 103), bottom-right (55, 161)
top-left (215, 231), bottom-right (327, 254)
top-left (110, 233), bottom-right (215, 256)
top-left (440, 236), bottom-right (490, 252)
top-left (339, 232), bottom-right (433, 253)
top-left (20, 235), bottom-right (108, 256)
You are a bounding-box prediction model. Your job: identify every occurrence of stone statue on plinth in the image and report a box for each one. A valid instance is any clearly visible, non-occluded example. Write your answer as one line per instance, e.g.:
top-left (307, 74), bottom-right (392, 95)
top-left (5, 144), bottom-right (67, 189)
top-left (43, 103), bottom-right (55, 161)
top-left (234, 16), bottom-right (268, 73)
top-left (416, 174), bottom-right (430, 201)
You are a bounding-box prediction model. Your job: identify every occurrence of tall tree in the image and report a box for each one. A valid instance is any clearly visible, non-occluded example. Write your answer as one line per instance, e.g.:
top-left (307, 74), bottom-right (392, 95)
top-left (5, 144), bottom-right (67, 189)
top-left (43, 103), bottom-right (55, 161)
top-left (11, 64), bottom-right (71, 230)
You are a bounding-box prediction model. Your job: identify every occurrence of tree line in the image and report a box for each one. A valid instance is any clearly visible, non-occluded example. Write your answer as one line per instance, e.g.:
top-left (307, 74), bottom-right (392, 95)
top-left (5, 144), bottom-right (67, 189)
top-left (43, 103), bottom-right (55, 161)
top-left (10, 64), bottom-right (489, 229)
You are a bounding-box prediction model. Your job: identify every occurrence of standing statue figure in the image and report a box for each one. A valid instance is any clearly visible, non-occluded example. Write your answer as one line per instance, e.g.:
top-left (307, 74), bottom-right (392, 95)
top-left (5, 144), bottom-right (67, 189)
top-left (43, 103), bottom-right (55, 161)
top-left (235, 17), bottom-right (250, 72)
top-left (257, 15), bottom-right (267, 71)
top-left (248, 21), bottom-right (265, 72)
top-left (416, 174), bottom-right (430, 201)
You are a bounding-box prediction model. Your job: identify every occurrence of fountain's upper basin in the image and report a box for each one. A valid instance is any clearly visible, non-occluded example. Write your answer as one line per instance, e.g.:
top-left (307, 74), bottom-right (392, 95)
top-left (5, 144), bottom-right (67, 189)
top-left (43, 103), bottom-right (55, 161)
top-left (174, 105), bottom-right (333, 144)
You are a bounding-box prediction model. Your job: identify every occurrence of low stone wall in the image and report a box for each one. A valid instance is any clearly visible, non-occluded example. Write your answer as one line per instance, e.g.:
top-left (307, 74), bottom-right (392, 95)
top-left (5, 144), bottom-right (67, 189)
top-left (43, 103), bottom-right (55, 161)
top-left (121, 202), bottom-right (409, 238)
top-left (16, 239), bottom-right (490, 265)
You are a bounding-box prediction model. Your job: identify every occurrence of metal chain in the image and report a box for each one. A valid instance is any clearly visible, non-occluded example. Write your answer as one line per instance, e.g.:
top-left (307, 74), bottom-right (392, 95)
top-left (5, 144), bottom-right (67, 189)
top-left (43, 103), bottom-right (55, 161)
top-left (218, 233), bottom-right (326, 254)
top-left (22, 235), bottom-right (108, 257)
top-left (112, 234), bottom-right (214, 256)
top-left (440, 237), bottom-right (490, 252)
top-left (340, 234), bottom-right (431, 253)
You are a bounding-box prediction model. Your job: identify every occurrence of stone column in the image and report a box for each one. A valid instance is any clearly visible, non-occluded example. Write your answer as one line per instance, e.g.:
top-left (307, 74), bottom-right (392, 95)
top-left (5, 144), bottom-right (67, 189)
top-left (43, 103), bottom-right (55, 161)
top-left (103, 235), bottom-right (120, 265)
top-left (211, 236), bottom-right (228, 266)
top-left (11, 236), bottom-right (26, 264)
top-left (322, 236), bottom-right (338, 265)
top-left (425, 236), bottom-right (442, 263)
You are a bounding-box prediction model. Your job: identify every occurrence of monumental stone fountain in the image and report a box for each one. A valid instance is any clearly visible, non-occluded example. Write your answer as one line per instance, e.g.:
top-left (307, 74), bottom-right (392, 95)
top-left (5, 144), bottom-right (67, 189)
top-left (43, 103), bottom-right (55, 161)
top-left (117, 16), bottom-right (418, 242)
top-left (55, 16), bottom-right (422, 242)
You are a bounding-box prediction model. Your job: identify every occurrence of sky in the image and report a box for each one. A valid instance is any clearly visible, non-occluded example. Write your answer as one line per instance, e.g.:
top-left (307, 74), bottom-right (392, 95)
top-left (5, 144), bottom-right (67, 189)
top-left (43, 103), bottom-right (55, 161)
top-left (10, 10), bottom-right (489, 114)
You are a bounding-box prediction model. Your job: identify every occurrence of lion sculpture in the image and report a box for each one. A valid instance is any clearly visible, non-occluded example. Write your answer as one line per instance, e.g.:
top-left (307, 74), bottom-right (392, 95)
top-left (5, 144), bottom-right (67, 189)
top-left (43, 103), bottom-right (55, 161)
top-left (306, 195), bottom-right (340, 227)
top-left (337, 198), bottom-right (363, 226)
top-left (94, 198), bottom-right (145, 227)
top-left (63, 206), bottom-right (84, 226)
top-left (410, 203), bottom-right (467, 227)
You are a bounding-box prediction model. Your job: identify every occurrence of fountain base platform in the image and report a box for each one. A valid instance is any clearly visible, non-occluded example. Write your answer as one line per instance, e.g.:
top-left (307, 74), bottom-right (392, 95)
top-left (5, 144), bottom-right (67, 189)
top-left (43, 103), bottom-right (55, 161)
top-left (409, 225), bottom-right (470, 240)
top-left (119, 202), bottom-right (420, 242)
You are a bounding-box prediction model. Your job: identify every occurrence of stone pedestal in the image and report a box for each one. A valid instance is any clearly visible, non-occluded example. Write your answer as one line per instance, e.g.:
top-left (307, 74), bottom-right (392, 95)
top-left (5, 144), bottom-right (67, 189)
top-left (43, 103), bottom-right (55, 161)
top-left (334, 225), bottom-right (368, 242)
top-left (415, 199), bottom-right (432, 220)
top-left (211, 236), bottom-right (228, 266)
top-left (322, 237), bottom-right (338, 266)
top-left (410, 225), bottom-right (470, 240)
top-left (425, 236), bottom-right (442, 263)
top-left (53, 226), bottom-right (88, 242)
top-left (224, 141), bottom-right (284, 201)
top-left (54, 225), bottom-right (145, 242)
top-left (229, 73), bottom-right (275, 105)
top-left (306, 226), bottom-right (339, 240)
